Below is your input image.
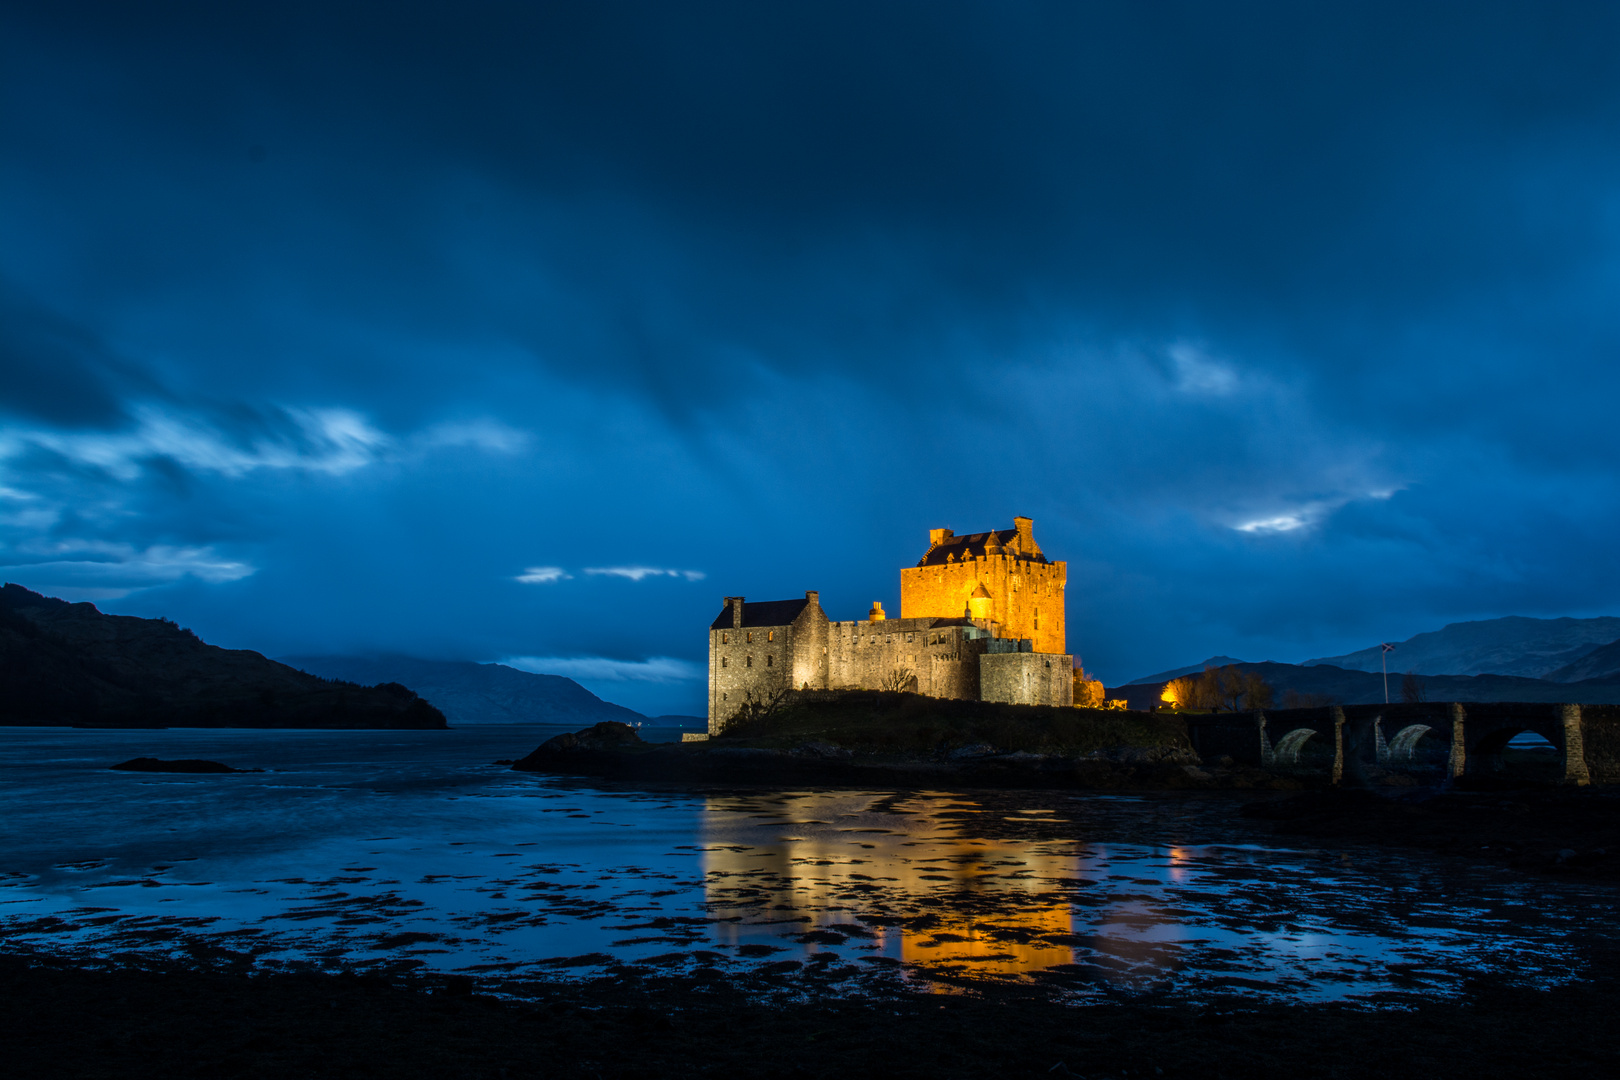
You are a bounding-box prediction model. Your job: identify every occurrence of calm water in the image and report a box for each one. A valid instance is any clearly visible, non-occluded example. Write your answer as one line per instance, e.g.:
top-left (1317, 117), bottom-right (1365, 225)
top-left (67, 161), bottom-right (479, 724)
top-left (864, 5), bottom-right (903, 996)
top-left (2, 725), bottom-right (1616, 1002)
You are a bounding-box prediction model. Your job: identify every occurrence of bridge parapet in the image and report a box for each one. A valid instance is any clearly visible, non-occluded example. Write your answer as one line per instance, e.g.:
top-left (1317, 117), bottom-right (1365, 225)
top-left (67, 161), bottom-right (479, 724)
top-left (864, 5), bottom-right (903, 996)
top-left (1181, 701), bottom-right (1620, 787)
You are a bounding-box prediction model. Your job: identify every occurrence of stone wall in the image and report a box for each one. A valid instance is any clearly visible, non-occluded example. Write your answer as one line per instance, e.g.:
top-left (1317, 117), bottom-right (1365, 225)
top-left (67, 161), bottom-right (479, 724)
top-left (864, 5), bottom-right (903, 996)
top-left (825, 617), bottom-right (984, 701)
top-left (980, 651), bottom-right (1075, 707)
top-left (709, 596), bottom-right (828, 734)
top-left (898, 518), bottom-right (1067, 655)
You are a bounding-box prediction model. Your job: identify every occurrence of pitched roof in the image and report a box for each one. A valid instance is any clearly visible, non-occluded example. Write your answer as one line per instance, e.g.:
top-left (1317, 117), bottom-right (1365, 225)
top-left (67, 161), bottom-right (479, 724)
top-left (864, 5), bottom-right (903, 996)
top-left (916, 529), bottom-right (1048, 567)
top-left (709, 598), bottom-right (813, 631)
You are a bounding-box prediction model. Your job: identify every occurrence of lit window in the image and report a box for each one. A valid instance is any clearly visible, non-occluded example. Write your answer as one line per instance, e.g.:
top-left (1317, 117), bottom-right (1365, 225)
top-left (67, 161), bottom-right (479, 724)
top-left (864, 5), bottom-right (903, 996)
top-left (768, 630), bottom-right (775, 642)
top-left (747, 631), bottom-right (753, 643)
top-left (722, 632), bottom-right (729, 644)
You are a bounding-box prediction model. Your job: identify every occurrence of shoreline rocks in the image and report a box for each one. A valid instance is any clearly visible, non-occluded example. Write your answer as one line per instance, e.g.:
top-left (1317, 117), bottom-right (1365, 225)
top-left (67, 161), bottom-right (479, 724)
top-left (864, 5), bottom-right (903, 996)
top-left (110, 757), bottom-right (258, 774)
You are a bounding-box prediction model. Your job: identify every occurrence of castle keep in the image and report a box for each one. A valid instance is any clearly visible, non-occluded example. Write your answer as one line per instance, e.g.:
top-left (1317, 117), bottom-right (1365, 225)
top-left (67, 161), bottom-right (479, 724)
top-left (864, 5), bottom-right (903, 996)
top-left (707, 517), bottom-right (1074, 733)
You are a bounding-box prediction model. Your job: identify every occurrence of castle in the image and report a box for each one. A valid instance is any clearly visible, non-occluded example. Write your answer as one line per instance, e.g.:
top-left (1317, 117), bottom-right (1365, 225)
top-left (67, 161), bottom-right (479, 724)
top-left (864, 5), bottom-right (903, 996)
top-left (707, 517), bottom-right (1074, 733)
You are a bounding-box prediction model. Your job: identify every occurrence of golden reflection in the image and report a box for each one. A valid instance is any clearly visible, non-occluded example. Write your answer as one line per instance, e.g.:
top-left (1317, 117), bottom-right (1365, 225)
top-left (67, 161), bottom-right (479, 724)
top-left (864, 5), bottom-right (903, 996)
top-left (700, 792), bottom-right (1087, 979)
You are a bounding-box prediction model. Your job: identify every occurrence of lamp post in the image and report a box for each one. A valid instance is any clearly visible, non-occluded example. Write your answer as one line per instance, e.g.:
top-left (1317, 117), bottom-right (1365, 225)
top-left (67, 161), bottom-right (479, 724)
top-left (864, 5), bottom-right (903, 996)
top-left (1380, 643), bottom-right (1397, 704)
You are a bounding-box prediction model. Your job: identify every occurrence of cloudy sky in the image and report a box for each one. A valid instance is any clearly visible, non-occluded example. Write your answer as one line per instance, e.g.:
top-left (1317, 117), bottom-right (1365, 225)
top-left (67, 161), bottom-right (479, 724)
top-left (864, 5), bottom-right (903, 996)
top-left (3, 2), bottom-right (1619, 715)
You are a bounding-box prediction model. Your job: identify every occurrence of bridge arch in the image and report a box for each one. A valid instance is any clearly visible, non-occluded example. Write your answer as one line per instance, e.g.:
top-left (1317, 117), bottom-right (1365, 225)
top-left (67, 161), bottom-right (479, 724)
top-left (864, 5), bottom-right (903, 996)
top-left (1388, 723), bottom-right (1434, 764)
top-left (1273, 727), bottom-right (1318, 766)
top-left (1457, 705), bottom-right (1589, 786)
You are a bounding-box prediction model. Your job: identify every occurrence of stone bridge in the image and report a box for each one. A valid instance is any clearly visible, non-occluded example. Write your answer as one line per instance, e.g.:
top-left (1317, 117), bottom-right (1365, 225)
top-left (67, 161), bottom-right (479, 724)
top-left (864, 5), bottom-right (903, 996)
top-left (1181, 702), bottom-right (1620, 786)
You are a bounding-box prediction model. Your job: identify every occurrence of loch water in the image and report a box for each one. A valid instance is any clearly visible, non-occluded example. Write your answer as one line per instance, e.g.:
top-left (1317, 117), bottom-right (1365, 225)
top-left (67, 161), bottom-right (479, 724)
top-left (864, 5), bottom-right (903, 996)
top-left (2, 724), bottom-right (1616, 1002)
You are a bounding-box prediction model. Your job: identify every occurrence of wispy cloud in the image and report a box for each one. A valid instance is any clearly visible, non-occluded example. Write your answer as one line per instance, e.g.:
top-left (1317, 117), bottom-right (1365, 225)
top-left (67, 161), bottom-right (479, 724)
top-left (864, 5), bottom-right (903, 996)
top-left (1232, 489), bottom-right (1400, 535)
top-left (1234, 513), bottom-right (1310, 535)
top-left (5, 405), bottom-right (391, 479)
top-left (0, 403), bottom-right (531, 600)
top-left (417, 419), bottom-right (530, 454)
top-left (584, 566), bottom-right (706, 582)
top-left (0, 542), bottom-right (255, 600)
top-left (0, 404), bottom-right (528, 483)
top-left (501, 655), bottom-right (703, 683)
top-left (1168, 343), bottom-right (1239, 396)
top-left (514, 566), bottom-right (571, 584)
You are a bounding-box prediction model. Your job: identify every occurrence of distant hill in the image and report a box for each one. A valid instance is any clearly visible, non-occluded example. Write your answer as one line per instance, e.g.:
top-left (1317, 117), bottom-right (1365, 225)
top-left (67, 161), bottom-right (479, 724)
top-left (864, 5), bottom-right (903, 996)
top-left (1107, 659), bottom-right (1620, 711)
top-left (1547, 638), bottom-right (1620, 684)
top-left (0, 584), bottom-right (445, 729)
top-left (279, 655), bottom-right (646, 727)
top-left (1128, 656), bottom-right (1250, 686)
top-left (1303, 616), bottom-right (1620, 678)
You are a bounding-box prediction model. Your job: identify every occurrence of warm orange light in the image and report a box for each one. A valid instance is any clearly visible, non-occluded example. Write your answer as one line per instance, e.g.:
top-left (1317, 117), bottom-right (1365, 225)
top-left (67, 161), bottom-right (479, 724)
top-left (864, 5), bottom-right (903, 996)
top-left (1160, 684), bottom-right (1179, 706)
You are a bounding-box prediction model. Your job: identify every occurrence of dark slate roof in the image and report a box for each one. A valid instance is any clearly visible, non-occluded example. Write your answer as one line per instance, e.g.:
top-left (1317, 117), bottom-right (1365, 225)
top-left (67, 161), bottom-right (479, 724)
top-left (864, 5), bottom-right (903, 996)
top-left (916, 529), bottom-right (1048, 567)
top-left (709, 598), bottom-right (812, 631)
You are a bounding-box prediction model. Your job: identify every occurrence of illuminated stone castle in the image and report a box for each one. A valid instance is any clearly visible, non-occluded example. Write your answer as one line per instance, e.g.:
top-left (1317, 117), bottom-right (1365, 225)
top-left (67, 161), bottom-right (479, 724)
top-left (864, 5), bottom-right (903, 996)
top-left (707, 517), bottom-right (1074, 733)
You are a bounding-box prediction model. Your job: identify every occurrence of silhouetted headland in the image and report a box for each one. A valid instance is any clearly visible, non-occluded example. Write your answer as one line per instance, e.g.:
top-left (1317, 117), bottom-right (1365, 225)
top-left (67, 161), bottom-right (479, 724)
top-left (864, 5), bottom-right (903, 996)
top-left (0, 584), bottom-right (446, 729)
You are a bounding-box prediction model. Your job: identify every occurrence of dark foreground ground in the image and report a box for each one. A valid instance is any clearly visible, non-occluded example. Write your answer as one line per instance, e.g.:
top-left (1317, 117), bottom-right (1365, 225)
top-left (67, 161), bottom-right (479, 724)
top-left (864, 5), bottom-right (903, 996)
top-left (4, 949), bottom-right (1620, 1080)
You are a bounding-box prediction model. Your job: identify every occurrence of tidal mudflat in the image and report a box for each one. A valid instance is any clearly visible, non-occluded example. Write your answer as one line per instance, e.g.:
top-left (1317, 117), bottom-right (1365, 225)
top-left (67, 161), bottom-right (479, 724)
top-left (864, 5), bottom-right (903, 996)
top-left (3, 725), bottom-right (1616, 1006)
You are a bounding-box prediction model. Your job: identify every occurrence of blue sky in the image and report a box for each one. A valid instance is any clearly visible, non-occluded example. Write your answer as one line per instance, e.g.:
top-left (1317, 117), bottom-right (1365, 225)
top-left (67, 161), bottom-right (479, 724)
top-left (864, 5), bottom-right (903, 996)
top-left (4, 2), bottom-right (1620, 715)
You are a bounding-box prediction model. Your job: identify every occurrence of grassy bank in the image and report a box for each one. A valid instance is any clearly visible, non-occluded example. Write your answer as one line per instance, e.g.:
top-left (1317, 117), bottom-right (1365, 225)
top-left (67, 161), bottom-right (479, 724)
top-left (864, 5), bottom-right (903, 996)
top-left (718, 691), bottom-right (1191, 756)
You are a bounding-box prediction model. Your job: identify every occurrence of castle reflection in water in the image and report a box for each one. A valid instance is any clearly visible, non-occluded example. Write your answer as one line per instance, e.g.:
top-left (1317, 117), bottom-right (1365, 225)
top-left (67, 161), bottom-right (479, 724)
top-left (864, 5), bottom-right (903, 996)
top-left (697, 790), bottom-right (1191, 984)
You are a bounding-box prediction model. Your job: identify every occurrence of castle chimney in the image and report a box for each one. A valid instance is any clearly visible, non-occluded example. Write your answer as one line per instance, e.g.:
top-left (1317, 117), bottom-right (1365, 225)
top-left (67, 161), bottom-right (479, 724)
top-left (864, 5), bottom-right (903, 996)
top-left (868, 601), bottom-right (886, 623)
top-left (1014, 516), bottom-right (1033, 541)
top-left (805, 590), bottom-right (820, 607)
top-left (726, 596), bottom-right (745, 629)
top-left (929, 528), bottom-right (953, 546)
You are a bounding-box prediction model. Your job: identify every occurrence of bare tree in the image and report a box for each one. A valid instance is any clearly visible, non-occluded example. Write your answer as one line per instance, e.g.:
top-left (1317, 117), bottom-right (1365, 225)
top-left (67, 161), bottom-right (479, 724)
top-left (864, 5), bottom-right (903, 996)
top-left (1401, 671), bottom-right (1427, 703)
top-left (880, 667), bottom-right (917, 693)
top-left (1240, 670), bottom-right (1274, 710)
top-left (1166, 665), bottom-right (1272, 711)
top-left (725, 688), bottom-right (791, 731)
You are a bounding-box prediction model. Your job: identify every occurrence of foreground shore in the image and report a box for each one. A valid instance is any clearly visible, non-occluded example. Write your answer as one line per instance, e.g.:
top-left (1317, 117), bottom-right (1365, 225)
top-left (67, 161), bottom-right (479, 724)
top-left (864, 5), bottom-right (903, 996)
top-left (4, 949), bottom-right (1619, 1079)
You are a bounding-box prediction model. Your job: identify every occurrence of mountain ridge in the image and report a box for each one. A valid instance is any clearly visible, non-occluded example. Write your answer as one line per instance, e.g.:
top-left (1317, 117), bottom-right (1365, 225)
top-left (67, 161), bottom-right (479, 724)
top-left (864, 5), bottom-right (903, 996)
top-left (279, 655), bottom-right (649, 727)
top-left (1547, 638), bottom-right (1620, 684)
top-left (0, 584), bottom-right (445, 729)
top-left (1107, 659), bottom-right (1620, 711)
top-left (1303, 615), bottom-right (1620, 678)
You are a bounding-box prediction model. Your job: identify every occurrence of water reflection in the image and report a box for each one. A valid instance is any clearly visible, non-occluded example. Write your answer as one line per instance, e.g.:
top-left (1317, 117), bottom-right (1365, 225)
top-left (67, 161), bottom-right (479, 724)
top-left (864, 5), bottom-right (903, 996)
top-left (700, 792), bottom-right (1199, 984)
top-left (0, 726), bottom-right (1614, 1002)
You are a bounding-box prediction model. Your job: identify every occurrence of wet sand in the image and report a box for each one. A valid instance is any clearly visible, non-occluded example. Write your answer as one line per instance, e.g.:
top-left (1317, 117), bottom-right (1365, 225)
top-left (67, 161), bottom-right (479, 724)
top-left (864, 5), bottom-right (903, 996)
top-left (1240, 785), bottom-right (1620, 878)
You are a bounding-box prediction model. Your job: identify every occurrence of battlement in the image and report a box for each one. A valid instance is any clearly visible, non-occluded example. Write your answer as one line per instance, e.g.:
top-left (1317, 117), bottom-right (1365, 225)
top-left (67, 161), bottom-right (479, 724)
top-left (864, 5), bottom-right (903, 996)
top-left (706, 520), bottom-right (1074, 732)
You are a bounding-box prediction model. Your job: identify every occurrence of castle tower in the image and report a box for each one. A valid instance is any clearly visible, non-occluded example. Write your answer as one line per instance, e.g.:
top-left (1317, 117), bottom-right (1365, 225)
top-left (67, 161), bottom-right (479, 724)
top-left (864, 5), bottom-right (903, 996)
top-left (899, 516), bottom-right (1067, 654)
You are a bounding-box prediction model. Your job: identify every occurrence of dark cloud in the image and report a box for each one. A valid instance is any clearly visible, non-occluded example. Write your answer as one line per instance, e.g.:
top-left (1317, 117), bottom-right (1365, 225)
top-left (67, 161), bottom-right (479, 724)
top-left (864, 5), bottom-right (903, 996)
top-left (2, 2), bottom-right (1618, 705)
top-left (0, 284), bottom-right (139, 426)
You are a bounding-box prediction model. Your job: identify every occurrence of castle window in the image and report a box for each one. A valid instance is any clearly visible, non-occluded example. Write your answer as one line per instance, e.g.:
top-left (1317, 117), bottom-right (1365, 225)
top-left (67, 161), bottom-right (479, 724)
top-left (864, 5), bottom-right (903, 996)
top-left (768, 630), bottom-right (774, 642)
top-left (722, 632), bottom-right (728, 644)
top-left (747, 631), bottom-right (753, 643)
top-left (765, 654), bottom-right (773, 666)
top-left (746, 656), bottom-right (753, 667)
top-left (1034, 610), bottom-right (1040, 630)
top-left (722, 657), bottom-right (728, 668)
